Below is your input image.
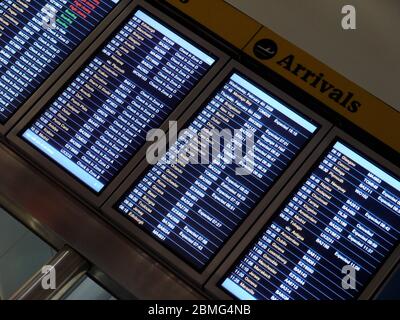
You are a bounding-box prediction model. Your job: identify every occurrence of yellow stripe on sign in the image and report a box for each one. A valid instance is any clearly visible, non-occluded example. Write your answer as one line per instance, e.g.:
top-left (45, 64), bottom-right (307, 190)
top-left (244, 27), bottom-right (400, 153)
top-left (167, 0), bottom-right (400, 154)
top-left (166, 0), bottom-right (261, 49)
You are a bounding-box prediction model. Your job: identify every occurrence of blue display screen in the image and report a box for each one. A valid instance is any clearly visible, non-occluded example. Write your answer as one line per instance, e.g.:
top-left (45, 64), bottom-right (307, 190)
top-left (0, 0), bottom-right (120, 124)
top-left (221, 141), bottom-right (400, 300)
top-left (21, 9), bottom-right (216, 192)
top-left (115, 72), bottom-right (318, 270)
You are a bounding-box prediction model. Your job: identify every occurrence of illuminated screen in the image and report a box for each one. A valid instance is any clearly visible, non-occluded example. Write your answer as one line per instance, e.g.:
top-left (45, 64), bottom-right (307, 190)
top-left (0, 0), bottom-right (120, 124)
top-left (221, 141), bottom-right (400, 300)
top-left (21, 9), bottom-right (216, 192)
top-left (115, 72), bottom-right (319, 270)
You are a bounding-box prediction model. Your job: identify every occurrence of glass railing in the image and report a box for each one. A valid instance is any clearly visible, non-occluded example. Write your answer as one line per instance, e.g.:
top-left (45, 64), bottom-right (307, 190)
top-left (0, 207), bottom-right (119, 300)
top-left (0, 207), bottom-right (56, 300)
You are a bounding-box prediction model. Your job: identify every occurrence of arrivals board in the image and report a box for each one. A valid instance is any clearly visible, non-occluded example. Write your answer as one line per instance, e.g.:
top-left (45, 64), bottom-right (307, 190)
top-left (0, 0), bottom-right (120, 124)
top-left (221, 141), bottom-right (400, 300)
top-left (115, 72), bottom-right (319, 270)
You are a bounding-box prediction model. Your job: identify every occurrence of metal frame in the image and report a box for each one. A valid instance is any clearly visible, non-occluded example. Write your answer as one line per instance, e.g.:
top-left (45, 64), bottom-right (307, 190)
top-left (101, 61), bottom-right (332, 287)
top-left (204, 128), bottom-right (400, 300)
top-left (0, 143), bottom-right (205, 300)
top-left (6, 0), bottom-right (229, 208)
top-left (0, 0), bottom-right (131, 137)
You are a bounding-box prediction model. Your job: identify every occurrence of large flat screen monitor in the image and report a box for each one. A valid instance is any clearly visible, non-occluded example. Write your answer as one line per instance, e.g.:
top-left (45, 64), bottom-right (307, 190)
top-left (210, 130), bottom-right (400, 299)
top-left (0, 0), bottom-right (124, 131)
top-left (103, 62), bottom-right (331, 284)
top-left (9, 1), bottom-right (226, 206)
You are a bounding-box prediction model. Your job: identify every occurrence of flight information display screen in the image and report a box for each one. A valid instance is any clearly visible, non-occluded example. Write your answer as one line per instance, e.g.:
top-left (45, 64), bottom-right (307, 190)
top-left (221, 141), bottom-right (400, 300)
top-left (115, 72), bottom-right (318, 270)
top-left (22, 9), bottom-right (216, 192)
top-left (0, 0), bottom-right (120, 124)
